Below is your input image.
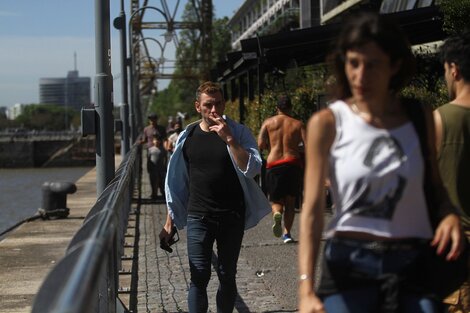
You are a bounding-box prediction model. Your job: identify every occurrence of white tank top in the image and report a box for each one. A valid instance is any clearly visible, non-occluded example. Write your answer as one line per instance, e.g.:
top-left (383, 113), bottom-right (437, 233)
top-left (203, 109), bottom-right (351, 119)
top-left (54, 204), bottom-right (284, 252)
top-left (326, 100), bottom-right (433, 239)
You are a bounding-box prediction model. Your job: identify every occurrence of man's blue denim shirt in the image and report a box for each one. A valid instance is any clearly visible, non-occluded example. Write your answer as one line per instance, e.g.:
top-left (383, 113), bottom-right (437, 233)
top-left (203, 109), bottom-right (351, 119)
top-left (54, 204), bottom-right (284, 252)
top-left (164, 116), bottom-right (271, 230)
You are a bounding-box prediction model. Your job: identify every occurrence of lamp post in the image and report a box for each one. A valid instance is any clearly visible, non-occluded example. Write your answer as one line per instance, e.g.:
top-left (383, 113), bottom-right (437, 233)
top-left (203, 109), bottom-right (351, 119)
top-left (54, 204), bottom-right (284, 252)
top-left (132, 37), bottom-right (166, 98)
top-left (133, 37), bottom-right (166, 62)
top-left (94, 0), bottom-right (115, 196)
top-left (132, 54), bottom-right (162, 117)
top-left (128, 6), bottom-right (170, 140)
top-left (113, 0), bottom-right (130, 155)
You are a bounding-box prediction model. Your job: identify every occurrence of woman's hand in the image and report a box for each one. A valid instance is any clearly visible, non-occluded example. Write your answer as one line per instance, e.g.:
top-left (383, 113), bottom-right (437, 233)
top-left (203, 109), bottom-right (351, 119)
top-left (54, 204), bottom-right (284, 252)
top-left (298, 291), bottom-right (326, 313)
top-left (431, 213), bottom-right (464, 260)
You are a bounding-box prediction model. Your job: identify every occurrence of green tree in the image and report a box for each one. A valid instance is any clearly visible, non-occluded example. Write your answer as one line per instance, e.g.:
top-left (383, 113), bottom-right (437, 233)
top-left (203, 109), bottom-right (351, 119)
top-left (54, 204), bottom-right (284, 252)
top-left (0, 114), bottom-right (20, 130)
top-left (438, 0), bottom-right (470, 35)
top-left (15, 104), bottom-right (78, 130)
top-left (212, 17), bottom-right (232, 64)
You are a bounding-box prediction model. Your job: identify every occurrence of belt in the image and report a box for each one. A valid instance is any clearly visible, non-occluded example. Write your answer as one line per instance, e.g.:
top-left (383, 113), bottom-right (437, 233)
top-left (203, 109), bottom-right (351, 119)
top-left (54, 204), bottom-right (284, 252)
top-left (329, 237), bottom-right (428, 252)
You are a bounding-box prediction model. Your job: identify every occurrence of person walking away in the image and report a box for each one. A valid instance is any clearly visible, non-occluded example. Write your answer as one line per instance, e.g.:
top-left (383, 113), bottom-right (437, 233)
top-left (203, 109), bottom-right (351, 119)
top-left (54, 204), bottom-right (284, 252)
top-left (141, 113), bottom-right (168, 199)
top-left (433, 31), bottom-right (470, 313)
top-left (258, 95), bottom-right (305, 243)
top-left (159, 81), bottom-right (271, 313)
top-left (298, 11), bottom-right (464, 313)
top-left (148, 134), bottom-right (167, 199)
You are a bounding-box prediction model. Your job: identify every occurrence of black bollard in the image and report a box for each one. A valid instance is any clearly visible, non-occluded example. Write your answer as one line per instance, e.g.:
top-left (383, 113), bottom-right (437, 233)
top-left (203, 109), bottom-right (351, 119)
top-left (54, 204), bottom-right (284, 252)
top-left (41, 181), bottom-right (77, 218)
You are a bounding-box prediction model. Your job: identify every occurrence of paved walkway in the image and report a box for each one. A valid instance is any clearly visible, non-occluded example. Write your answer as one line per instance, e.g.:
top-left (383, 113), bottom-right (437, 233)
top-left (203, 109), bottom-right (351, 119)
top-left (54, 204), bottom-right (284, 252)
top-left (137, 204), bottom-right (283, 313)
top-left (0, 156), bottom-right (121, 313)
top-left (0, 154), bottom-right (324, 313)
top-left (136, 173), bottom-right (304, 313)
top-left (0, 166), bottom-right (98, 313)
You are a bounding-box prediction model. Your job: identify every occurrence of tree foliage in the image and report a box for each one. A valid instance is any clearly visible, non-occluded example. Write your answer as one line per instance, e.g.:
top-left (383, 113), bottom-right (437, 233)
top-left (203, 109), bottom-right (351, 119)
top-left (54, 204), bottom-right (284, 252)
top-left (15, 104), bottom-right (78, 130)
top-left (224, 65), bottom-right (329, 136)
top-left (438, 0), bottom-right (470, 35)
top-left (0, 115), bottom-right (19, 130)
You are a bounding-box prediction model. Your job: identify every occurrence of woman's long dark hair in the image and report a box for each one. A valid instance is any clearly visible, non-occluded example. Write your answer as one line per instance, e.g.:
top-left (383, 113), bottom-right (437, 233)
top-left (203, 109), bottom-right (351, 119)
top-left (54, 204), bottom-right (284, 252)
top-left (327, 11), bottom-right (416, 100)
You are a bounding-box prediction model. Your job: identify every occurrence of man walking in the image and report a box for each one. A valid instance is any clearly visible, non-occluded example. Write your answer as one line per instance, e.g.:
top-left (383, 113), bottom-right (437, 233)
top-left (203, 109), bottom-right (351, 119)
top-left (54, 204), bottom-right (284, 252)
top-left (258, 95), bottom-right (305, 243)
top-left (434, 32), bottom-right (470, 312)
top-left (141, 113), bottom-right (168, 199)
top-left (160, 81), bottom-right (270, 313)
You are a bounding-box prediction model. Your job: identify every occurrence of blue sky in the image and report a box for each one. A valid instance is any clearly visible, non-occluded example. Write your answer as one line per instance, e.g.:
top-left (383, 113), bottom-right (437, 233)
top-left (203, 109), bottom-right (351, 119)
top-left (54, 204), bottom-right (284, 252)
top-left (0, 0), bottom-right (242, 107)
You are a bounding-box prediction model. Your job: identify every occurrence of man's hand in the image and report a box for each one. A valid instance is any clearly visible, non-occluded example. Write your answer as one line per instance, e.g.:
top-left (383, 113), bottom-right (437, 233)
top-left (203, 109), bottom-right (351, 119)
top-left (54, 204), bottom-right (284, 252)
top-left (431, 213), bottom-right (464, 261)
top-left (208, 113), bottom-right (233, 144)
top-left (159, 225), bottom-right (172, 244)
top-left (159, 216), bottom-right (174, 246)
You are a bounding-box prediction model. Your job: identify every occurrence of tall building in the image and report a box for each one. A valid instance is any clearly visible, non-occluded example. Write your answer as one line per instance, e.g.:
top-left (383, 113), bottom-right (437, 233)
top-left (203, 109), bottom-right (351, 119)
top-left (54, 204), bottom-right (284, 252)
top-left (215, 0), bottom-right (443, 104)
top-left (319, 0), bottom-right (435, 24)
top-left (227, 0), bottom-right (438, 50)
top-left (39, 54), bottom-right (91, 111)
top-left (6, 103), bottom-right (27, 120)
top-left (228, 0), bottom-right (301, 50)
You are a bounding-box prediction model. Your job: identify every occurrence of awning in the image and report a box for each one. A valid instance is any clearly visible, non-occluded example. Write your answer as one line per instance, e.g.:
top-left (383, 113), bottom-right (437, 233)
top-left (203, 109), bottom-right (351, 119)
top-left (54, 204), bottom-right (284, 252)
top-left (213, 6), bottom-right (446, 83)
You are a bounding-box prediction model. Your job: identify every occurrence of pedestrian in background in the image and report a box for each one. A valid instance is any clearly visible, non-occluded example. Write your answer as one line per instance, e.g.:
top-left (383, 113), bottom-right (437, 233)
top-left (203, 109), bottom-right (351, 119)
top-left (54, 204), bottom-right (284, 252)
top-left (298, 11), bottom-right (463, 313)
top-left (147, 134), bottom-right (167, 199)
top-left (166, 119), bottom-right (183, 156)
top-left (433, 31), bottom-right (470, 313)
top-left (159, 81), bottom-right (270, 313)
top-left (141, 113), bottom-right (168, 199)
top-left (258, 95), bottom-right (305, 243)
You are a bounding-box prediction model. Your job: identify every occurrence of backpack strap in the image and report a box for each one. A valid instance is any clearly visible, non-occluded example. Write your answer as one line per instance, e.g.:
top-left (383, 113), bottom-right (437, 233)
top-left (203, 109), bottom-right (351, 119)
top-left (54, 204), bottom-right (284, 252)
top-left (403, 97), bottom-right (459, 228)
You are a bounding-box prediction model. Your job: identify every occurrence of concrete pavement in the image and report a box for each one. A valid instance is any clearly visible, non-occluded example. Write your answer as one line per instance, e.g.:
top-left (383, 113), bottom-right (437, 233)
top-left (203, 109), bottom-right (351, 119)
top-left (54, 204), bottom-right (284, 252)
top-left (136, 173), bottom-right (319, 313)
top-left (0, 166), bottom-right (98, 313)
top-left (0, 153), bottom-right (327, 313)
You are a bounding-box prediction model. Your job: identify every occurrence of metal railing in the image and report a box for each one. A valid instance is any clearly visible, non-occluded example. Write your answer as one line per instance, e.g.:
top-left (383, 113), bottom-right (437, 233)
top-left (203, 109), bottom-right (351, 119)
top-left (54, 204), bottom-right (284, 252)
top-left (31, 143), bottom-right (142, 313)
top-left (0, 130), bottom-right (81, 141)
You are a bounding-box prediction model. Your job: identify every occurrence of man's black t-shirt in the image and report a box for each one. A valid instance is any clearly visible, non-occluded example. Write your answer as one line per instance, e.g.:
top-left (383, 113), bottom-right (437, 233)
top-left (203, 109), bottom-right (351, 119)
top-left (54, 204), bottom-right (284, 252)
top-left (183, 124), bottom-right (245, 216)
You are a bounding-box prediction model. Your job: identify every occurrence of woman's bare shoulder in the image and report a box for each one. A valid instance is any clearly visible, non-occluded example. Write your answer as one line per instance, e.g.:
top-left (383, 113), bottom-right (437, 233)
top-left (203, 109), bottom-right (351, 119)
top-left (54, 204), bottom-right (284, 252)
top-left (308, 108), bottom-right (336, 133)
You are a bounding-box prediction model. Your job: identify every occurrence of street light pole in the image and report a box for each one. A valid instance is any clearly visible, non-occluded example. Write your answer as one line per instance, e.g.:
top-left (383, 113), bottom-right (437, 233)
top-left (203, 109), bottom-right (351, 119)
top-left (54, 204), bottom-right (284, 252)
top-left (94, 0), bottom-right (115, 196)
top-left (128, 6), bottom-right (170, 140)
top-left (114, 0), bottom-right (130, 155)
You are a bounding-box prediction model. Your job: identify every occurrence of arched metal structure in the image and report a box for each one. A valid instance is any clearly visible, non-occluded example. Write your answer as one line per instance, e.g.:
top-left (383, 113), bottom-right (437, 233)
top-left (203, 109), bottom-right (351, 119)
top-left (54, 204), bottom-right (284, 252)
top-left (126, 0), bottom-right (213, 136)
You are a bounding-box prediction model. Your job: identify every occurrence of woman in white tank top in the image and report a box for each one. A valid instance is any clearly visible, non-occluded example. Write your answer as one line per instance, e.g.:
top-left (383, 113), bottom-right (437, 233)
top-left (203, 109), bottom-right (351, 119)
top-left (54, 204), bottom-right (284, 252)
top-left (298, 12), bottom-right (464, 313)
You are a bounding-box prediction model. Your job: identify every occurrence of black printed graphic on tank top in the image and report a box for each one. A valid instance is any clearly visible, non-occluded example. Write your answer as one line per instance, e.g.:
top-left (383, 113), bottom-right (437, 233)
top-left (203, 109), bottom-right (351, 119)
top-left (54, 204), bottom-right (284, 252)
top-left (348, 136), bottom-right (407, 220)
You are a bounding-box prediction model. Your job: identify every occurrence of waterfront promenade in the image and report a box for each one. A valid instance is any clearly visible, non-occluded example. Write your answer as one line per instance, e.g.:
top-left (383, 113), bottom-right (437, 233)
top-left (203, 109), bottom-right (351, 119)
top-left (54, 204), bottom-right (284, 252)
top-left (0, 154), bottom-right (311, 312)
top-left (137, 178), bottom-right (301, 312)
top-left (0, 165), bottom-right (99, 313)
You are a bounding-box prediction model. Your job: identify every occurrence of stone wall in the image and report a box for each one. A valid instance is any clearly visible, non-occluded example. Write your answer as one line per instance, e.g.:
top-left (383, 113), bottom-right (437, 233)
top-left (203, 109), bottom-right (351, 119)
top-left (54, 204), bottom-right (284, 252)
top-left (0, 138), bottom-right (96, 168)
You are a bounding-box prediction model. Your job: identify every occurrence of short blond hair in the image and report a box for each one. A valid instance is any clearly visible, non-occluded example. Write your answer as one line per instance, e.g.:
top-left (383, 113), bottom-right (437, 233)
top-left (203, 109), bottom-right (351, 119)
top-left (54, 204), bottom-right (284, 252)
top-left (196, 81), bottom-right (224, 101)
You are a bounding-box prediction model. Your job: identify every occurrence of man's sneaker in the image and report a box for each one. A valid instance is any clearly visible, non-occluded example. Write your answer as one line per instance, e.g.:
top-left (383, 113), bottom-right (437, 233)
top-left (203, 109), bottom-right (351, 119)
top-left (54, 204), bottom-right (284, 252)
top-left (272, 212), bottom-right (282, 237)
top-left (282, 233), bottom-right (294, 243)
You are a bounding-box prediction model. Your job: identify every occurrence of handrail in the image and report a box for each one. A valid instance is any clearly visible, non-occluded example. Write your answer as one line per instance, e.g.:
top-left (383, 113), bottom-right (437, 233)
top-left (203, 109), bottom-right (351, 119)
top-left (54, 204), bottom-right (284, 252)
top-left (31, 142), bottom-right (142, 313)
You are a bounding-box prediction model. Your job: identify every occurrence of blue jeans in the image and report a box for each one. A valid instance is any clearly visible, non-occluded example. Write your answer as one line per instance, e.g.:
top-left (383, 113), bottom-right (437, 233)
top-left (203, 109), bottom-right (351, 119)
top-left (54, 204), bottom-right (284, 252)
top-left (323, 287), bottom-right (438, 313)
top-left (319, 237), bottom-right (441, 313)
top-left (186, 213), bottom-right (245, 313)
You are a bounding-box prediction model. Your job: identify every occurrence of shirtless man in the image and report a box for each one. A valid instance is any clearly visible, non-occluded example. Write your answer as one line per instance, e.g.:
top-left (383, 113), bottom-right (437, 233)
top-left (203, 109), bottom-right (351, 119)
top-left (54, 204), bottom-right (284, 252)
top-left (258, 95), bottom-right (306, 242)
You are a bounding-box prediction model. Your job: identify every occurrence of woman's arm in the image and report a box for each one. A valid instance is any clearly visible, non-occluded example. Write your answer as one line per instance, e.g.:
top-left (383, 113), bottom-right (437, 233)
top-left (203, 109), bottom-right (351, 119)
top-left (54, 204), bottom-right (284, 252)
top-left (298, 109), bottom-right (336, 313)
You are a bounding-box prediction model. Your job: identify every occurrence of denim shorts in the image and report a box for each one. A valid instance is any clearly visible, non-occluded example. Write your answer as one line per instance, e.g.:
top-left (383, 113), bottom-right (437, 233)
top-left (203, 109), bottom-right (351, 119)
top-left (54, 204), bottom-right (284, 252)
top-left (317, 237), bottom-right (439, 312)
